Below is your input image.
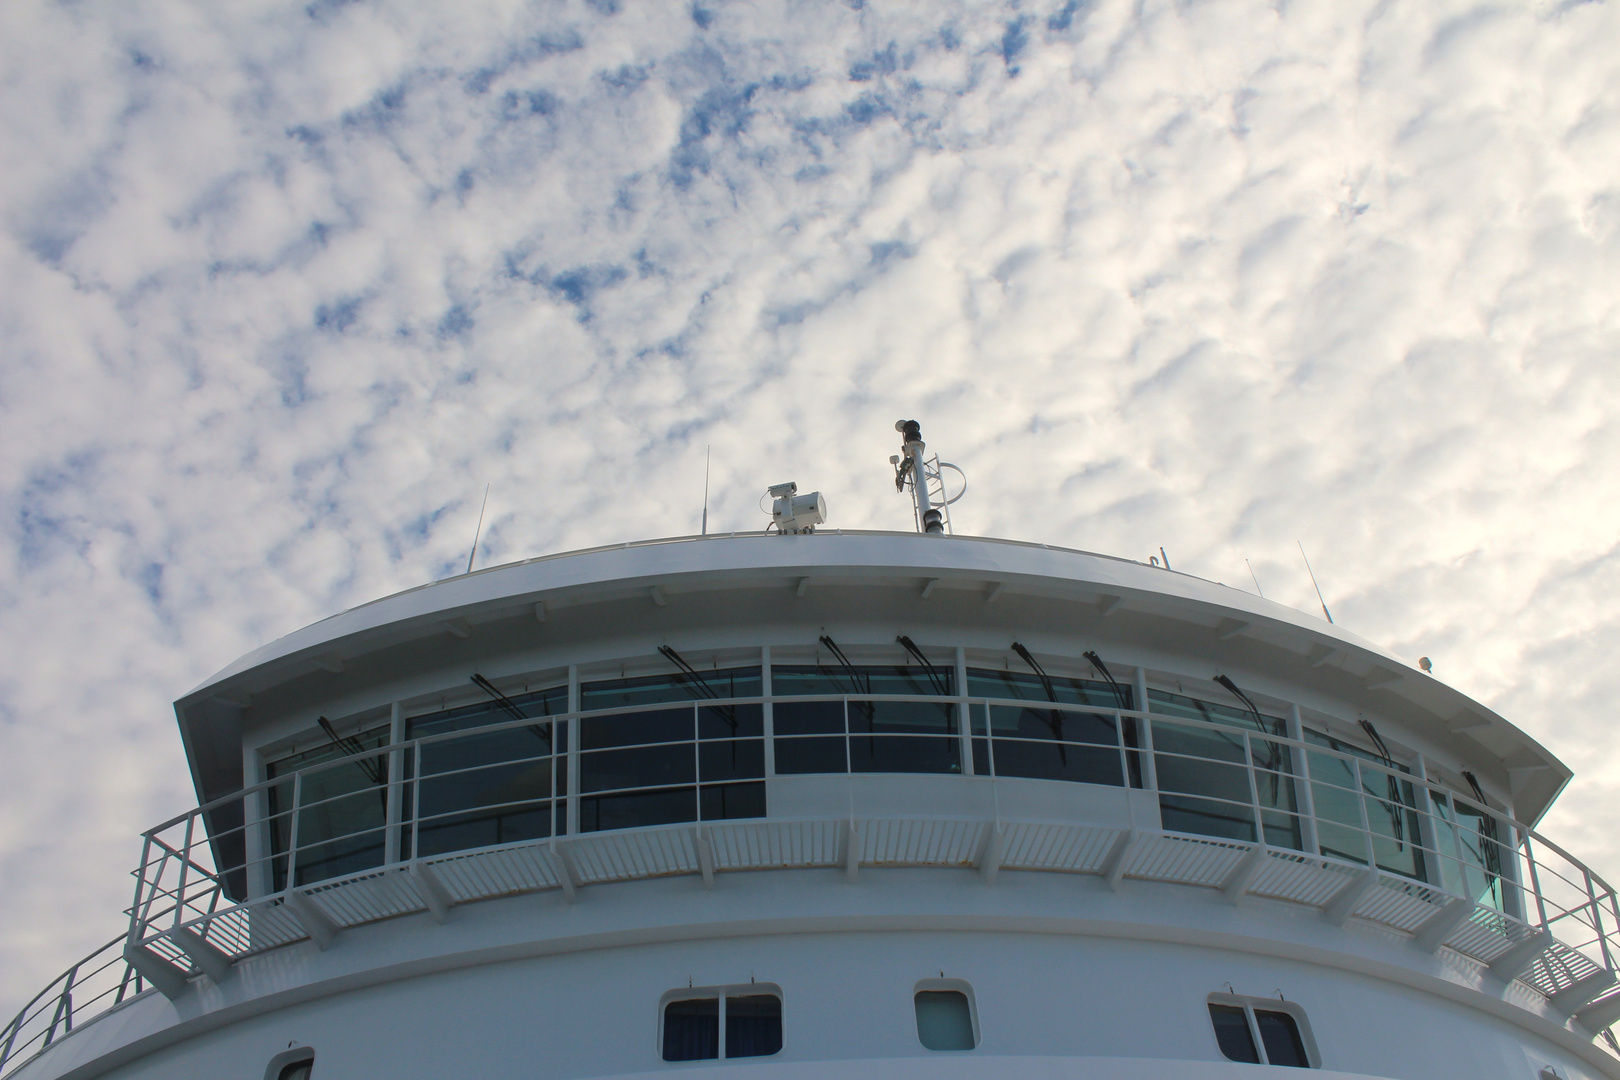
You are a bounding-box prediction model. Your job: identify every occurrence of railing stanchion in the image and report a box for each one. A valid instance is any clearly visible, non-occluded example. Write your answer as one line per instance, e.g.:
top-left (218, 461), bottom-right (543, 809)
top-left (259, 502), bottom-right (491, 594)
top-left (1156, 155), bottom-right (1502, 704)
top-left (172, 815), bottom-right (196, 933)
top-left (1586, 868), bottom-right (1614, 972)
top-left (1522, 831), bottom-right (1551, 931)
top-left (1287, 706), bottom-right (1320, 857)
top-left (286, 771), bottom-right (304, 892)
top-left (1352, 759), bottom-right (1377, 869)
top-left (1242, 731), bottom-right (1264, 845)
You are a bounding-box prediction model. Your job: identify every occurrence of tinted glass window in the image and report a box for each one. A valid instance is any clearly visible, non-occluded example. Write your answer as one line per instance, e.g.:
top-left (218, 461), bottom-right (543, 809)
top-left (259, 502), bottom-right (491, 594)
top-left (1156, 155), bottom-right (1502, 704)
top-left (915, 991), bottom-right (975, 1051)
top-left (1209, 1004), bottom-right (1260, 1063)
top-left (725, 995), bottom-right (782, 1058)
top-left (1255, 1010), bottom-right (1309, 1068)
top-left (583, 668), bottom-right (760, 711)
top-left (663, 998), bottom-right (719, 1061)
top-left (277, 1063), bottom-right (312, 1080)
top-left (407, 685), bottom-right (567, 739)
top-left (772, 665), bottom-right (953, 696)
top-left (967, 669), bottom-right (1128, 709)
top-left (266, 726), bottom-right (390, 890)
top-left (415, 721), bottom-right (561, 856)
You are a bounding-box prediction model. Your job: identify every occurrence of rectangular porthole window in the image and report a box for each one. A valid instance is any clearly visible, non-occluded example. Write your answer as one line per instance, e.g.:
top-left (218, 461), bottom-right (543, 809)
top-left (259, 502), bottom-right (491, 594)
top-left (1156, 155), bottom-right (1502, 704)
top-left (661, 985), bottom-right (782, 1062)
top-left (914, 979), bottom-right (978, 1051)
top-left (1208, 995), bottom-right (1316, 1068)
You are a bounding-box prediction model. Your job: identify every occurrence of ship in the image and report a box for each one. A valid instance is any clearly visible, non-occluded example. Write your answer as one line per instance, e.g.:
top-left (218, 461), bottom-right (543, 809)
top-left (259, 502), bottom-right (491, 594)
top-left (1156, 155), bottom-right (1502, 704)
top-left (3, 420), bottom-right (1617, 1080)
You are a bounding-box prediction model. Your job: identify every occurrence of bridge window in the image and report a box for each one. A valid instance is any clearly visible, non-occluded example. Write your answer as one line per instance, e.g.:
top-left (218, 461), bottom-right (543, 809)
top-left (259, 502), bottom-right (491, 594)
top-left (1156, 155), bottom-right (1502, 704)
top-left (773, 665), bottom-right (959, 776)
top-left (662, 988), bottom-right (782, 1061)
top-left (914, 980), bottom-right (977, 1051)
top-left (579, 669), bottom-right (765, 833)
top-left (1209, 997), bottom-right (1314, 1068)
top-left (969, 668), bottom-right (1133, 787)
top-left (1151, 691), bottom-right (1302, 851)
top-left (266, 725), bottom-right (391, 890)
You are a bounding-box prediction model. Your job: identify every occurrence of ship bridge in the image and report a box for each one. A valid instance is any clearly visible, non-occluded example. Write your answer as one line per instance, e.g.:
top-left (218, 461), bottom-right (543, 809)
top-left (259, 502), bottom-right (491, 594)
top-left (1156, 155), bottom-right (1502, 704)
top-left (5, 531), bottom-right (1619, 1080)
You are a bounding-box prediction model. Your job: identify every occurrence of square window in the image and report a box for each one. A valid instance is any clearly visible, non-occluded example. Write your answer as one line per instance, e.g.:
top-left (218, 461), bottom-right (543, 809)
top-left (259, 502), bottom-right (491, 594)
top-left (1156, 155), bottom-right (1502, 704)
top-left (661, 986), bottom-right (782, 1062)
top-left (1208, 996), bottom-right (1316, 1068)
top-left (914, 983), bottom-right (978, 1051)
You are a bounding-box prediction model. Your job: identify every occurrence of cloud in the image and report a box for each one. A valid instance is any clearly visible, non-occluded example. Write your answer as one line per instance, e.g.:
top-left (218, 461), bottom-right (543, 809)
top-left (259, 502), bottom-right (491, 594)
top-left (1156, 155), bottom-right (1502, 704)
top-left (2, 0), bottom-right (1619, 1012)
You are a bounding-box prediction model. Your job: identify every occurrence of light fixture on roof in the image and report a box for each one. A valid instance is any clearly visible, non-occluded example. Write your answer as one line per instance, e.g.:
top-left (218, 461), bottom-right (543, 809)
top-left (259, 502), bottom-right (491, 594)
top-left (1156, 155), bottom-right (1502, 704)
top-left (766, 481), bottom-right (826, 534)
top-left (1419, 657), bottom-right (1433, 673)
top-left (891, 419), bottom-right (966, 535)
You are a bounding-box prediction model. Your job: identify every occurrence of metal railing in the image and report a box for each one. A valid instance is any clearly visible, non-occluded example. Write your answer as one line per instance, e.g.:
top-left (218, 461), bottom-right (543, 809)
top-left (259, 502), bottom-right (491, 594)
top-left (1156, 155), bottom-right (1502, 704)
top-left (6, 696), bottom-right (1618, 1075)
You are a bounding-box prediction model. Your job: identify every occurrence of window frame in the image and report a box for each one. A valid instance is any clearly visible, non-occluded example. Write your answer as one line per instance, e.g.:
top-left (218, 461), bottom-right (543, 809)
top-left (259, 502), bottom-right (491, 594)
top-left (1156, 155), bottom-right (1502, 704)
top-left (263, 1047), bottom-right (314, 1080)
top-left (913, 977), bottom-right (979, 1052)
top-left (658, 983), bottom-right (784, 1062)
top-left (1206, 993), bottom-right (1317, 1068)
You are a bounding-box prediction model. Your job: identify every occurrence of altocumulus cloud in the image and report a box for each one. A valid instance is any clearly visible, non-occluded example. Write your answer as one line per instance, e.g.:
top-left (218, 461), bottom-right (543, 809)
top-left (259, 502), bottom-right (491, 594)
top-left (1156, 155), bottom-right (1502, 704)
top-left (1, 0), bottom-right (1618, 1006)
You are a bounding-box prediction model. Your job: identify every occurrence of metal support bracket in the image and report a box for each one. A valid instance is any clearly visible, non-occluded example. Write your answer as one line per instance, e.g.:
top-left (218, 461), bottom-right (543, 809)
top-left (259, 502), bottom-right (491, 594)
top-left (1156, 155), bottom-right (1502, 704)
top-left (1574, 991), bottom-right (1620, 1034)
top-left (1413, 897), bottom-right (1474, 953)
top-left (695, 831), bottom-right (716, 888)
top-left (282, 889), bottom-right (339, 950)
top-left (977, 825), bottom-right (1006, 885)
top-left (1323, 868), bottom-right (1381, 926)
top-left (1488, 930), bottom-right (1555, 982)
top-left (410, 861), bottom-right (454, 924)
top-left (1103, 830), bottom-right (1141, 892)
top-left (1221, 846), bottom-right (1267, 904)
top-left (172, 927), bottom-right (233, 984)
top-left (547, 844), bottom-right (581, 902)
top-left (121, 942), bottom-right (188, 1001)
top-left (1550, 970), bottom-right (1618, 1016)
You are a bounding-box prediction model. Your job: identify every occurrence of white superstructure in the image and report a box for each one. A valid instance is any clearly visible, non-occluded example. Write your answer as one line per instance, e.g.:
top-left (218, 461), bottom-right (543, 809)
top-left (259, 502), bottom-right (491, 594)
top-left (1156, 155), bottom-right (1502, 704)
top-left (4, 522), bottom-right (1619, 1080)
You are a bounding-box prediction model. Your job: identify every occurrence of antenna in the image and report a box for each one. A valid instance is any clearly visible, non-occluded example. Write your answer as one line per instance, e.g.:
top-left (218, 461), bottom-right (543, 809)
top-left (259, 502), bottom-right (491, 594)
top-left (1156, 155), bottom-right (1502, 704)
top-left (1298, 541), bottom-right (1333, 623)
top-left (890, 419), bottom-right (966, 535)
top-left (1246, 559), bottom-right (1264, 598)
top-left (466, 484), bottom-right (490, 575)
top-left (701, 445), bottom-right (710, 536)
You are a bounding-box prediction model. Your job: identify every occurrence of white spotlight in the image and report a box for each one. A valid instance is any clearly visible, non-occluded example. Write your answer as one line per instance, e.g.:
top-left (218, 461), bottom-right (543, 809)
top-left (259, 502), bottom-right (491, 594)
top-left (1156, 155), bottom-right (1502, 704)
top-left (767, 482), bottom-right (826, 534)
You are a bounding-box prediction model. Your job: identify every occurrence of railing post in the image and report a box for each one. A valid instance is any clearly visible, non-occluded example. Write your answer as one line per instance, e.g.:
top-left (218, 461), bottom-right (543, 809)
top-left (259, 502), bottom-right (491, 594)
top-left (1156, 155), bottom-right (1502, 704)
top-left (385, 702), bottom-right (404, 865)
top-left (761, 645), bottom-right (776, 779)
top-left (1586, 868), bottom-right (1615, 972)
top-left (285, 771), bottom-right (304, 891)
top-left (1352, 759), bottom-right (1377, 869)
top-left (955, 646), bottom-right (973, 776)
top-left (1242, 731), bottom-right (1264, 845)
top-left (1521, 831), bottom-right (1551, 930)
top-left (172, 815), bottom-right (196, 932)
top-left (129, 834), bottom-right (154, 946)
top-left (567, 664), bottom-right (580, 836)
top-left (1287, 706), bottom-right (1320, 856)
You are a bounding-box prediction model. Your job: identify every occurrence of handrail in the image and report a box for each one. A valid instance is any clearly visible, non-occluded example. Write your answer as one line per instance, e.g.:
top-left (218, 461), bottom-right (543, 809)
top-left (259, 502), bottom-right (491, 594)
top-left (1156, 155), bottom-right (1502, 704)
top-left (9, 694), bottom-right (1619, 1076)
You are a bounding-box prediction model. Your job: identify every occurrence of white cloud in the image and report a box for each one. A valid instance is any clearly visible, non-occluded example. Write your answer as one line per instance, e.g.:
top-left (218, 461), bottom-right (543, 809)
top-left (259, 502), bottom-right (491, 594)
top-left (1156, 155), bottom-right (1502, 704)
top-left (2, 0), bottom-right (1619, 1013)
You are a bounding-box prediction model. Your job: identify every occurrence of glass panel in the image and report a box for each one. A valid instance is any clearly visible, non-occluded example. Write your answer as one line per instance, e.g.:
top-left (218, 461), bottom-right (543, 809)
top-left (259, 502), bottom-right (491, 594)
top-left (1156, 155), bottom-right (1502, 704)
top-left (1159, 795), bottom-right (1257, 842)
top-left (915, 991), bottom-right (975, 1051)
top-left (277, 1063), bottom-right (312, 1080)
top-left (267, 726), bottom-right (390, 890)
top-left (406, 685), bottom-right (567, 739)
top-left (580, 745), bottom-right (695, 793)
top-left (725, 995), bottom-right (782, 1058)
top-left (581, 707), bottom-right (691, 750)
top-left (700, 703), bottom-right (763, 739)
top-left (699, 739), bottom-right (765, 783)
top-left (415, 723), bottom-right (556, 857)
top-left (701, 781), bottom-right (766, 821)
top-left (583, 668), bottom-right (760, 711)
top-left (663, 998), bottom-right (719, 1061)
top-left (580, 787), bottom-right (695, 832)
top-left (848, 699), bottom-right (959, 774)
top-left (1363, 767), bottom-right (1425, 880)
top-left (773, 665), bottom-right (952, 696)
top-left (1255, 1010), bottom-right (1309, 1068)
top-left (968, 668), bottom-right (1129, 709)
top-left (1149, 689), bottom-right (1285, 735)
top-left (1209, 1004), bottom-right (1259, 1063)
top-left (1433, 793), bottom-right (1509, 910)
top-left (774, 736), bottom-right (848, 775)
top-left (773, 699), bottom-right (844, 735)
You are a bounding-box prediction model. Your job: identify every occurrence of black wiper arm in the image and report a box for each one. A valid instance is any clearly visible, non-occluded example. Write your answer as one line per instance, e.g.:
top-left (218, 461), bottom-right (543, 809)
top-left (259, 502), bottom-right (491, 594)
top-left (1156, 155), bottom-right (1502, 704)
top-left (896, 635), bottom-right (950, 695)
top-left (817, 635), bottom-right (870, 695)
top-left (317, 716), bottom-right (385, 785)
top-left (1084, 650), bottom-right (1130, 710)
top-left (1011, 642), bottom-right (1066, 761)
top-left (471, 674), bottom-right (554, 748)
top-left (658, 645), bottom-right (737, 731)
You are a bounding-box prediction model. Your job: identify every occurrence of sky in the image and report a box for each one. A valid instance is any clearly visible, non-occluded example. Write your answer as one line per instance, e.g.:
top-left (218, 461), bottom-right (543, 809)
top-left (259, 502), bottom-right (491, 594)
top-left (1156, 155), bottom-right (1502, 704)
top-left (2, 0), bottom-right (1618, 1014)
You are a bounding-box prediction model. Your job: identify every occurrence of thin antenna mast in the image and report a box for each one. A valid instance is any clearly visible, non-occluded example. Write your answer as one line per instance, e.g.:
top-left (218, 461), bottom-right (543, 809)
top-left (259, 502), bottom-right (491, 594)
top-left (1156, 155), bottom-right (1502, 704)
top-left (701, 445), bottom-right (710, 536)
top-left (1246, 559), bottom-right (1264, 598)
top-left (466, 484), bottom-right (489, 575)
top-left (1298, 541), bottom-right (1333, 623)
